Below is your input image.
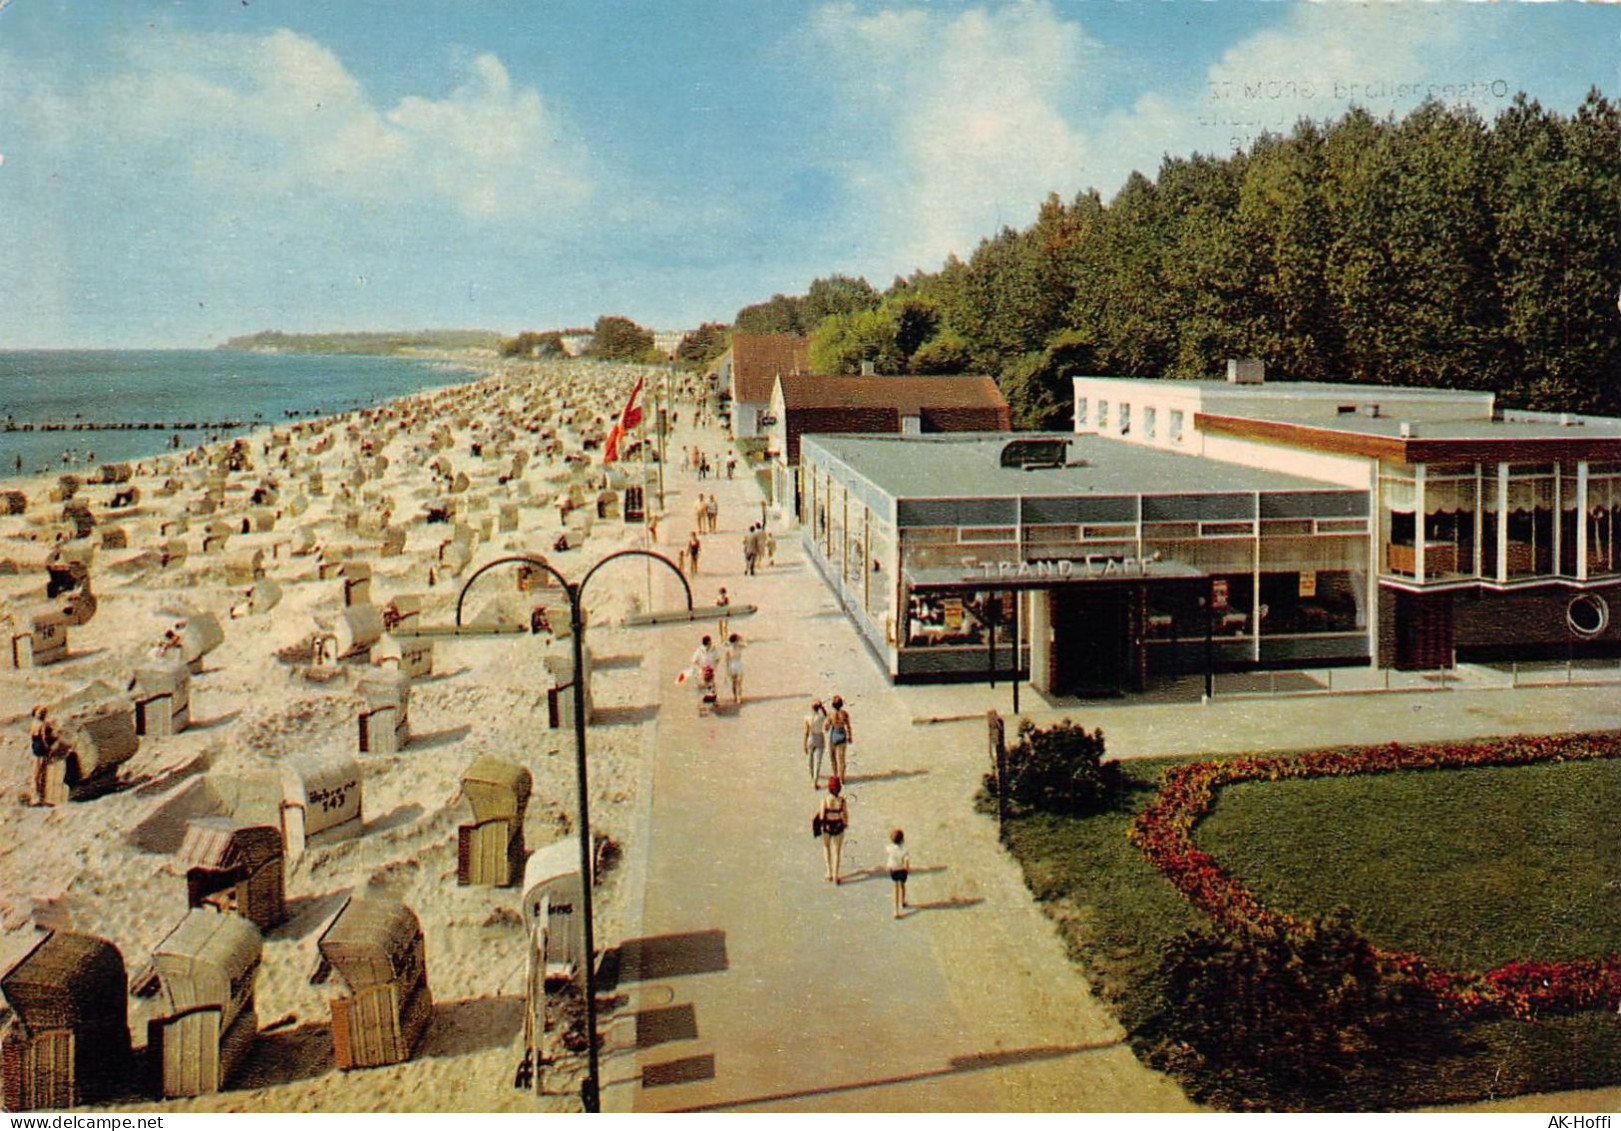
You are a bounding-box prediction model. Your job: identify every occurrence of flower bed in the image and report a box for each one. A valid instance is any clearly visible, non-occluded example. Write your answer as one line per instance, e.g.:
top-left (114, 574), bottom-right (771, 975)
top-left (1129, 732), bottom-right (1621, 1019)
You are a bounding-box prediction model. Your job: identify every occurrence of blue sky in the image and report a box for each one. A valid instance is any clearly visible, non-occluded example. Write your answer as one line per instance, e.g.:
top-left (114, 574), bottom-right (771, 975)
top-left (0, 0), bottom-right (1611, 348)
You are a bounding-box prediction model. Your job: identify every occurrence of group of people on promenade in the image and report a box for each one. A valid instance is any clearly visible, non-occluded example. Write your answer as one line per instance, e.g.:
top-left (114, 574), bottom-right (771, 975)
top-left (670, 417), bottom-right (914, 920)
top-left (800, 695), bottom-right (911, 917)
top-left (687, 632), bottom-right (745, 709)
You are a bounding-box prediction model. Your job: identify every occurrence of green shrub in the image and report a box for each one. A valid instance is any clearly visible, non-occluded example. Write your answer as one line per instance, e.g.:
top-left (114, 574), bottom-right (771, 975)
top-left (1136, 912), bottom-right (1457, 1111)
top-left (984, 718), bottom-right (1120, 816)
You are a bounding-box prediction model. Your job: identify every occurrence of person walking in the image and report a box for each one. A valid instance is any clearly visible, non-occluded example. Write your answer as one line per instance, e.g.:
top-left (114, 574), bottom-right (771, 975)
top-left (715, 586), bottom-right (731, 639)
top-left (827, 695), bottom-right (853, 781)
top-left (706, 494), bottom-right (719, 534)
top-left (687, 531), bottom-right (702, 575)
top-left (742, 525), bottom-right (758, 576)
top-left (724, 633), bottom-right (745, 705)
top-left (804, 699), bottom-right (829, 788)
top-left (689, 634), bottom-right (720, 711)
top-left (816, 777), bottom-right (849, 883)
top-left (692, 493), bottom-right (707, 534)
top-left (886, 829), bottom-right (911, 918)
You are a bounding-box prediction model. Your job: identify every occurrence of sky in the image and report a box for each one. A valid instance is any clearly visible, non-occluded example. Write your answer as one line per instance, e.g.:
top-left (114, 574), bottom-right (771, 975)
top-left (0, 0), bottom-right (1612, 348)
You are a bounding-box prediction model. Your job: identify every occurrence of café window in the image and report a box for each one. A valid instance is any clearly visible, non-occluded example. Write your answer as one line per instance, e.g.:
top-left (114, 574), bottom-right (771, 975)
top-left (905, 590), bottom-right (1015, 649)
top-left (1119, 403), bottom-right (1132, 436)
top-left (1143, 405), bottom-right (1157, 441)
top-left (1169, 410), bottom-right (1185, 444)
top-left (1076, 397), bottom-right (1090, 428)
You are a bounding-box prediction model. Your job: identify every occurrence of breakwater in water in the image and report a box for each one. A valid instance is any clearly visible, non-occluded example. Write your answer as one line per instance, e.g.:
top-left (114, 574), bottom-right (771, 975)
top-left (4, 418), bottom-right (248, 432)
top-left (0, 349), bottom-right (478, 475)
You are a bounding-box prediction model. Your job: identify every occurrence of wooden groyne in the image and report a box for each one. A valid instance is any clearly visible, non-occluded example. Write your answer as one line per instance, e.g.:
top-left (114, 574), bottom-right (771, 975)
top-left (2, 419), bottom-right (248, 433)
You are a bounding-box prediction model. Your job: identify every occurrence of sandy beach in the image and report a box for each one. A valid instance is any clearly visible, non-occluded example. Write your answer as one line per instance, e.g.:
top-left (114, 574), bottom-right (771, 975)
top-left (0, 356), bottom-right (676, 1112)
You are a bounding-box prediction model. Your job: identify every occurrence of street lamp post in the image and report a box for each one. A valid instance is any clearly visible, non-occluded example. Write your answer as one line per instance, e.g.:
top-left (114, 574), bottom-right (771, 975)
top-left (456, 549), bottom-right (693, 1112)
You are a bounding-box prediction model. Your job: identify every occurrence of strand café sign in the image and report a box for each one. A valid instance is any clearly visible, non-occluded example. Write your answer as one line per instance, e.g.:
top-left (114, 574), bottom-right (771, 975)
top-left (961, 553), bottom-right (1164, 583)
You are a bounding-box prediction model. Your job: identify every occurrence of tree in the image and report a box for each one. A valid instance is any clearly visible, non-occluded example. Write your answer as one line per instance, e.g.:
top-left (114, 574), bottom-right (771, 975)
top-left (588, 315), bottom-right (656, 361)
top-left (500, 330), bottom-right (565, 358)
top-left (735, 293), bottom-right (808, 335)
top-left (808, 306), bottom-right (904, 374)
top-left (1492, 90), bottom-right (1621, 412)
top-left (803, 274), bottom-right (881, 325)
top-left (908, 329), bottom-right (974, 375)
top-left (675, 322), bottom-right (731, 372)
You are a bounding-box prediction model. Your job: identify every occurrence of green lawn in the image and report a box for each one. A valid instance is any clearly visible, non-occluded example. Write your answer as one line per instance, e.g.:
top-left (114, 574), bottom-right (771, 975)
top-left (1198, 759), bottom-right (1621, 971)
top-left (999, 754), bottom-right (1621, 1108)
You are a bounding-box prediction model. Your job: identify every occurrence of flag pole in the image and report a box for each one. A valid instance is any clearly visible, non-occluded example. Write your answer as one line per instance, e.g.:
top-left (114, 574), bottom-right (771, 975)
top-left (639, 371), bottom-right (653, 610)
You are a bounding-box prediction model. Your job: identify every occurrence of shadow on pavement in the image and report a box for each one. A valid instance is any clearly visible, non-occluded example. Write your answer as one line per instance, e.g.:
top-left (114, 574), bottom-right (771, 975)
top-left (843, 768), bottom-right (929, 785)
top-left (593, 703), bottom-right (660, 726)
top-left (908, 897), bottom-right (984, 913)
top-left (673, 1040), bottom-right (1124, 1111)
top-left (599, 929), bottom-right (729, 990)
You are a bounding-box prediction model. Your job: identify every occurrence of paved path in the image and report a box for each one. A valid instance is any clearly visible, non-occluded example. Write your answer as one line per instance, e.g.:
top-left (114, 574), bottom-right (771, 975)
top-left (603, 420), bottom-right (1193, 1112)
top-left (601, 414), bottom-right (1621, 1113)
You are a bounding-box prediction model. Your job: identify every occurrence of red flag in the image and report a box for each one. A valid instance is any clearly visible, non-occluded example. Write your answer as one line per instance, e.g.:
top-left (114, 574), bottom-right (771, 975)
top-left (602, 376), bottom-right (645, 464)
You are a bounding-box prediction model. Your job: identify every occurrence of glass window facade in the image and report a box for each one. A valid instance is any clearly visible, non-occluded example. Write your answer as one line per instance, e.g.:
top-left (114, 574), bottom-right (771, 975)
top-left (1378, 459), bottom-right (1615, 585)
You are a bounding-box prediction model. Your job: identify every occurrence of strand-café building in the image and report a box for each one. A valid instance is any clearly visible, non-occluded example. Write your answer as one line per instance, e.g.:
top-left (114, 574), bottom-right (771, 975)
top-left (799, 432), bottom-right (1372, 694)
top-left (1073, 367), bottom-right (1621, 671)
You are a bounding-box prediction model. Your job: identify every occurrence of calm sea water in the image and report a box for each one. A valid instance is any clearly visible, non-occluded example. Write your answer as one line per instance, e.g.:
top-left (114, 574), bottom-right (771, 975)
top-left (0, 350), bottom-right (475, 477)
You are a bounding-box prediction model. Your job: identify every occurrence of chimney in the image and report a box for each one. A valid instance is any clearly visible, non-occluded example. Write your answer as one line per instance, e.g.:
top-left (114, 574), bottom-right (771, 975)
top-left (860, 360), bottom-right (876, 377)
top-left (1226, 358), bottom-right (1265, 385)
top-left (1399, 421), bottom-right (1416, 439)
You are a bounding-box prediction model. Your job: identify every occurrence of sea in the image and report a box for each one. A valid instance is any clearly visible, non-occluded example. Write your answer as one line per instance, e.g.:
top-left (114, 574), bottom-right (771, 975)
top-left (0, 350), bottom-right (478, 478)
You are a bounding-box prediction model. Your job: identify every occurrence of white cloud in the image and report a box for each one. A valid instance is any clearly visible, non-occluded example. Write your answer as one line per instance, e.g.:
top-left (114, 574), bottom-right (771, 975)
top-left (810, 1), bottom-right (1542, 278)
top-left (811, 0), bottom-right (1096, 268)
top-left (23, 28), bottom-right (589, 222)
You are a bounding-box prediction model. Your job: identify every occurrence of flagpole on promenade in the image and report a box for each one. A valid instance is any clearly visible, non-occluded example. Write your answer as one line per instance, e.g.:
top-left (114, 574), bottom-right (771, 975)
top-left (639, 372), bottom-right (653, 609)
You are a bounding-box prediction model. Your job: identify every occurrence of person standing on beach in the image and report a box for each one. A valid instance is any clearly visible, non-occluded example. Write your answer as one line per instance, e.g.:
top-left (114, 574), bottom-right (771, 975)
top-left (706, 494), bottom-right (719, 534)
top-left (715, 586), bottom-right (731, 639)
top-left (742, 525), bottom-right (758, 576)
top-left (692, 493), bottom-right (707, 533)
top-left (687, 531), bottom-right (702, 575)
top-left (886, 830), bottom-right (910, 918)
top-left (28, 705), bottom-right (60, 807)
top-left (804, 699), bottom-right (829, 788)
top-left (724, 633), bottom-right (745, 705)
top-left (817, 777), bottom-right (849, 883)
top-left (827, 696), bottom-right (853, 781)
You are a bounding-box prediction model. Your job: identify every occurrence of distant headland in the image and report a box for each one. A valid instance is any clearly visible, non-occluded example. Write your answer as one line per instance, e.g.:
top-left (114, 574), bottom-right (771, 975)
top-left (217, 329), bottom-right (503, 355)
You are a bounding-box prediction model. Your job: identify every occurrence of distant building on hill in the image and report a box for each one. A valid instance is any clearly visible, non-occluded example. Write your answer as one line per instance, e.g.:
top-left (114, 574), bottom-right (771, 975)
top-left (715, 333), bottom-right (810, 438)
top-left (651, 331), bottom-right (686, 357)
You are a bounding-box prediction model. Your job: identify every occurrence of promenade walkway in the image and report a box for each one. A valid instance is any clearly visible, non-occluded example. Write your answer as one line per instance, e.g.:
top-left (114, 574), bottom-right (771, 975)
top-left (603, 413), bottom-right (1621, 1114)
top-left (603, 418), bottom-right (1194, 1112)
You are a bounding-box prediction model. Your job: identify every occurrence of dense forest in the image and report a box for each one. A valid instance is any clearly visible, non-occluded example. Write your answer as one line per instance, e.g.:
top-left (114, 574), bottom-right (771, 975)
top-left (732, 93), bottom-right (1619, 428)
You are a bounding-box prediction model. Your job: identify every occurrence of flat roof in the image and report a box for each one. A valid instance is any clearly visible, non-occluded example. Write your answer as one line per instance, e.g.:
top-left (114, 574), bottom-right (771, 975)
top-left (802, 432), bottom-right (1352, 498)
top-left (1075, 376), bottom-right (1621, 445)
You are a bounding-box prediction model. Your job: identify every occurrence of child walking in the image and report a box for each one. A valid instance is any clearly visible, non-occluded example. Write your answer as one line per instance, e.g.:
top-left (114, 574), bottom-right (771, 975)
top-left (886, 829), bottom-right (910, 918)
